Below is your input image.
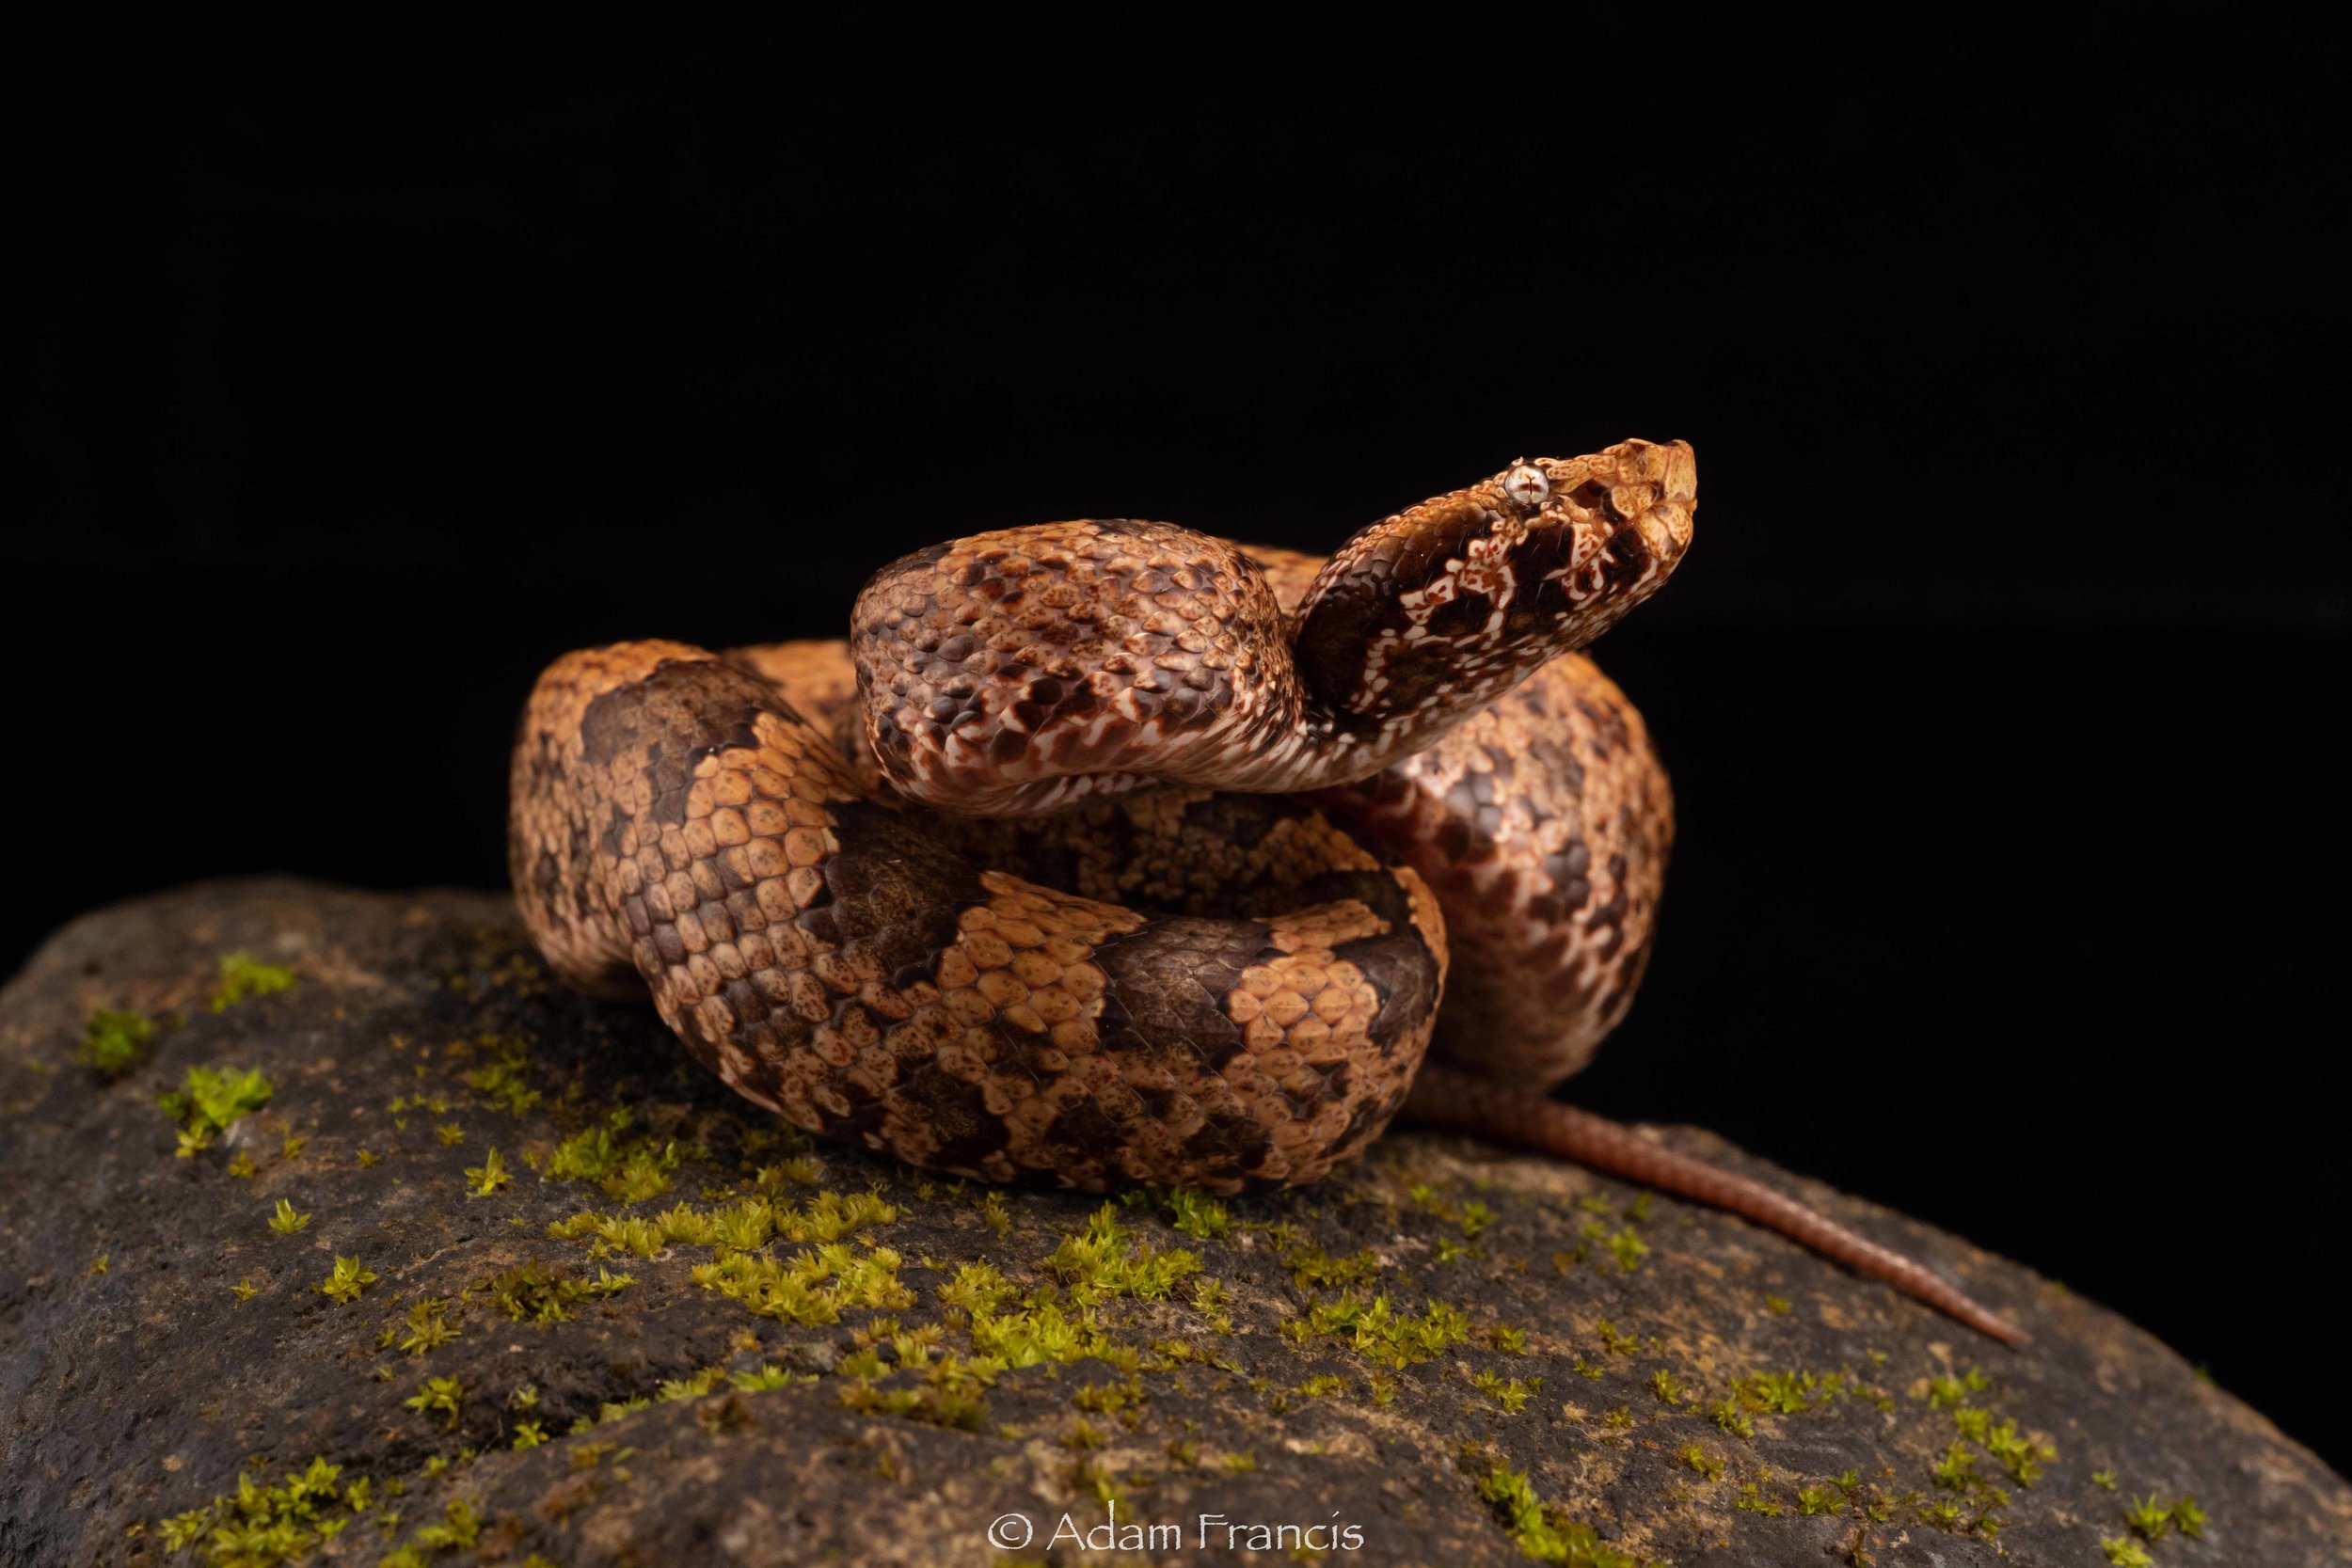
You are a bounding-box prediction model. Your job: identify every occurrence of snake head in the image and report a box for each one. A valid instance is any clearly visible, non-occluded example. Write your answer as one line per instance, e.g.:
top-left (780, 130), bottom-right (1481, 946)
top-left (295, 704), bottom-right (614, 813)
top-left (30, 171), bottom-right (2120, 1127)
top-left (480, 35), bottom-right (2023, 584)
top-left (1291, 437), bottom-right (1696, 729)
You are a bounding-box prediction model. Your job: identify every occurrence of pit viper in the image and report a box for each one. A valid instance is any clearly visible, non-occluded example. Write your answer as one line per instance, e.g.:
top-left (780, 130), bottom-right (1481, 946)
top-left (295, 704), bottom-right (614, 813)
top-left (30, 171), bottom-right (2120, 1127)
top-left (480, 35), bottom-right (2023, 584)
top-left (510, 437), bottom-right (2025, 1344)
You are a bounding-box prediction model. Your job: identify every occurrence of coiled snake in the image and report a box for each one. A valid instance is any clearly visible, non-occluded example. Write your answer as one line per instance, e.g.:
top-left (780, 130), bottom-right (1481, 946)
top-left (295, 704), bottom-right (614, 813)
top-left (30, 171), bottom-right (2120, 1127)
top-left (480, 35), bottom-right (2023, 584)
top-left (510, 438), bottom-right (2026, 1345)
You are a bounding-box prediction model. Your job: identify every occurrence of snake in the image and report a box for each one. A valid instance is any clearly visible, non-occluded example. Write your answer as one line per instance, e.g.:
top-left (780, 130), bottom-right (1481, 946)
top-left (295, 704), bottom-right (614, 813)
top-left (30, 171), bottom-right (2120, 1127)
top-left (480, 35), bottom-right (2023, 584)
top-left (509, 437), bottom-right (2026, 1345)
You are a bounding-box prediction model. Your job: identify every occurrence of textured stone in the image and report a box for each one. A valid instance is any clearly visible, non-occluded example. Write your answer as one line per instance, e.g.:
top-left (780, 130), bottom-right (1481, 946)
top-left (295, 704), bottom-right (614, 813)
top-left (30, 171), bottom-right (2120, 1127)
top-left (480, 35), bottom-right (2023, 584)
top-left (2, 880), bottom-right (2344, 1566)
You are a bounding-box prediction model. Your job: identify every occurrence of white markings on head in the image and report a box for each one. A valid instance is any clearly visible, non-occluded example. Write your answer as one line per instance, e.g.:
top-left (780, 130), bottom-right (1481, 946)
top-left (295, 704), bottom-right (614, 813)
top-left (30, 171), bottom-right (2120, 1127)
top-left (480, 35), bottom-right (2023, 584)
top-left (1503, 463), bottom-right (1550, 508)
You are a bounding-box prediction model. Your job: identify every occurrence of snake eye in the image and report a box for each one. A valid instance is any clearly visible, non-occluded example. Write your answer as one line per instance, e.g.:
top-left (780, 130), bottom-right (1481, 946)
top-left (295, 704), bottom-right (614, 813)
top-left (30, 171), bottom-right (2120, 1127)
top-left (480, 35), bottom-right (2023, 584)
top-left (1503, 463), bottom-right (1550, 507)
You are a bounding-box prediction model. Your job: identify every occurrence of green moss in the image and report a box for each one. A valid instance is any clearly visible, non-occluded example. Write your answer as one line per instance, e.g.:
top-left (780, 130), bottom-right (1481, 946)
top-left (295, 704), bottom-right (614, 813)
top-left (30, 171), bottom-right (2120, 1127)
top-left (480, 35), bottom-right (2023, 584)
top-left (155, 1456), bottom-right (358, 1566)
top-left (316, 1256), bottom-right (378, 1305)
top-left (1475, 1461), bottom-right (1644, 1566)
top-left (1676, 1444), bottom-right (1724, 1481)
top-left (1737, 1370), bottom-right (1815, 1416)
top-left (1047, 1203), bottom-right (1202, 1305)
top-left (1295, 1293), bottom-right (1470, 1369)
top-left (1931, 1440), bottom-right (1978, 1490)
top-left (209, 952), bottom-right (296, 1011)
top-left (1128, 1187), bottom-right (1232, 1239)
top-left (403, 1376), bottom-right (465, 1428)
top-left (692, 1243), bottom-right (912, 1326)
top-left (1603, 1228), bottom-right (1648, 1273)
top-left (938, 1260), bottom-right (1017, 1316)
top-left (2100, 1537), bottom-right (2154, 1567)
top-left (657, 1367), bottom-right (729, 1402)
top-left (396, 1299), bottom-right (461, 1355)
top-left (837, 1377), bottom-right (990, 1431)
top-left (268, 1198), bottom-right (310, 1234)
top-left (464, 1148), bottom-right (510, 1196)
top-left (1269, 1227), bottom-right (1383, 1291)
top-left (969, 1298), bottom-right (1109, 1368)
top-left (157, 1064), bottom-right (273, 1156)
top-left (1189, 1276), bottom-right (1235, 1334)
top-left (470, 1259), bottom-right (634, 1323)
top-left (549, 1189), bottom-right (897, 1259)
top-left (460, 1037), bottom-right (543, 1116)
top-left (1473, 1370), bottom-right (1541, 1413)
top-left (728, 1364), bottom-right (812, 1391)
top-left (409, 1498), bottom-right (482, 1551)
top-left (1073, 1377), bottom-right (1146, 1413)
top-left (542, 1115), bottom-right (683, 1203)
top-left (78, 1008), bottom-right (157, 1080)
top-left (1924, 1367), bottom-right (1990, 1408)
top-left (2123, 1492), bottom-right (2181, 1541)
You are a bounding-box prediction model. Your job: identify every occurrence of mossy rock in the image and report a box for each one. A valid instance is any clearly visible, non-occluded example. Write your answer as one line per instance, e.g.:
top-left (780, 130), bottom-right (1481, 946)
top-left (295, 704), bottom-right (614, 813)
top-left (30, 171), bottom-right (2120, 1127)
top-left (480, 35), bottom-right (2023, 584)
top-left (2, 879), bottom-right (2344, 1567)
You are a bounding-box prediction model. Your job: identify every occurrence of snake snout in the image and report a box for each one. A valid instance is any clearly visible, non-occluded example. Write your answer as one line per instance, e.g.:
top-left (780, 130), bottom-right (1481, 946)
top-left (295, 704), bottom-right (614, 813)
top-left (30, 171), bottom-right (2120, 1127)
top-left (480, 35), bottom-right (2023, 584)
top-left (1625, 438), bottom-right (1697, 564)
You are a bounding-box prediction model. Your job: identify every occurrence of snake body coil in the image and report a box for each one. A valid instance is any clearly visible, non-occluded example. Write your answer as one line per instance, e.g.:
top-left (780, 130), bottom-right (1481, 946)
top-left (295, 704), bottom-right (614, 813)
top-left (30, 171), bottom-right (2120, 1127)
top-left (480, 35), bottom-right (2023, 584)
top-left (511, 438), bottom-right (2026, 1344)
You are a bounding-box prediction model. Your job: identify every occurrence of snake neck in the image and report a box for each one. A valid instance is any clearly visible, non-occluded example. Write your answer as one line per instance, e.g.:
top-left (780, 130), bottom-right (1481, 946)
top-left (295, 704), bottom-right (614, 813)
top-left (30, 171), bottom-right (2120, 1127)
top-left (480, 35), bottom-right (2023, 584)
top-left (850, 439), bottom-right (1694, 818)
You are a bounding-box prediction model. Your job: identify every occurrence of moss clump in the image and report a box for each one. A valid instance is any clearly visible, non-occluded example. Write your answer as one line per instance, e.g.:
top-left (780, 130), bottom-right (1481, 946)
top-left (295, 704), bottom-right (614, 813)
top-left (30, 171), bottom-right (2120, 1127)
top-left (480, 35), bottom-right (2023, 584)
top-left (968, 1298), bottom-right (1115, 1369)
top-left (1474, 1460), bottom-right (1644, 1566)
top-left (937, 1259), bottom-right (1016, 1316)
top-left (542, 1114), bottom-right (680, 1202)
top-left (1046, 1203), bottom-right (1203, 1304)
top-left (727, 1364), bottom-right (811, 1392)
top-left (1676, 1443), bottom-right (1724, 1480)
top-left (548, 1190), bottom-right (897, 1259)
top-left (267, 1198), bottom-right (309, 1234)
top-left (1291, 1294), bottom-right (1470, 1369)
top-left (315, 1256), bottom-right (378, 1305)
top-left (1473, 1370), bottom-right (1540, 1413)
top-left (155, 1455), bottom-right (365, 1566)
top-left (403, 1375), bottom-right (465, 1428)
top-left (395, 1298), bottom-right (461, 1355)
top-left (470, 1259), bottom-right (635, 1323)
top-left (835, 1376), bottom-right (990, 1431)
top-left (209, 952), bottom-right (296, 1011)
top-left (78, 1008), bottom-right (157, 1080)
top-left (156, 1065), bottom-right (273, 1157)
top-left (692, 1243), bottom-right (912, 1326)
top-left (1128, 1187), bottom-right (1232, 1239)
top-left (2122, 1490), bottom-right (2207, 1542)
top-left (1738, 1370), bottom-right (1817, 1416)
top-left (458, 1037), bottom-right (542, 1116)
top-left (465, 1148), bottom-right (511, 1196)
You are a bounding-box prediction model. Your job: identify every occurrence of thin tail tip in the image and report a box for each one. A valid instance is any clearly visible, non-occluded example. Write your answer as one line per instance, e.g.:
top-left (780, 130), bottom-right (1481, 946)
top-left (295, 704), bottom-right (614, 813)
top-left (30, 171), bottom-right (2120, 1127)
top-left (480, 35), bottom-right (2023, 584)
top-left (1963, 1302), bottom-right (2033, 1348)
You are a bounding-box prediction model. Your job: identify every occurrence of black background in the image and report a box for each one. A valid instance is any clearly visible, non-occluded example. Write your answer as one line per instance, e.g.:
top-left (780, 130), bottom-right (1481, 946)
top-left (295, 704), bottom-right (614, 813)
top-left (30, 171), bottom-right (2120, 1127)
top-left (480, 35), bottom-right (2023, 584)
top-left (9, 20), bottom-right (2345, 1471)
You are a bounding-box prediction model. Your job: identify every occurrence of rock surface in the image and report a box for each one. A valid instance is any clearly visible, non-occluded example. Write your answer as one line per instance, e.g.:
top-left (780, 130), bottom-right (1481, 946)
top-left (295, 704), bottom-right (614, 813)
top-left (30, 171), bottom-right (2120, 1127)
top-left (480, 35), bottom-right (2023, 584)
top-left (1, 879), bottom-right (2344, 1568)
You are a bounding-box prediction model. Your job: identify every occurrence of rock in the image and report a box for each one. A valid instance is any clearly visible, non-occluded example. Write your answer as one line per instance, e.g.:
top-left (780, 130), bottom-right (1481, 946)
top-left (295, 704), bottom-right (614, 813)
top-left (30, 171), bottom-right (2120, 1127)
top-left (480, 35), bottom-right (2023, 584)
top-left (1, 879), bottom-right (2344, 1568)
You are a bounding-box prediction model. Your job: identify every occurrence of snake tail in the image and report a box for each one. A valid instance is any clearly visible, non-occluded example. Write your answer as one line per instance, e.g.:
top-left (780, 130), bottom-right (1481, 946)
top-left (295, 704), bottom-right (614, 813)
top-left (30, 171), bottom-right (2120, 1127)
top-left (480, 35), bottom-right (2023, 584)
top-left (1403, 1063), bottom-right (2030, 1346)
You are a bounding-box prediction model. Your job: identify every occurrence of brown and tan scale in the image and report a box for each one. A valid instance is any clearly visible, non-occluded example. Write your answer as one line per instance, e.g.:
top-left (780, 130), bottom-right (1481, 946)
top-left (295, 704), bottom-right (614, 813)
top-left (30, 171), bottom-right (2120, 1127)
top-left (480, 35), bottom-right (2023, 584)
top-left (513, 438), bottom-right (2031, 1343)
